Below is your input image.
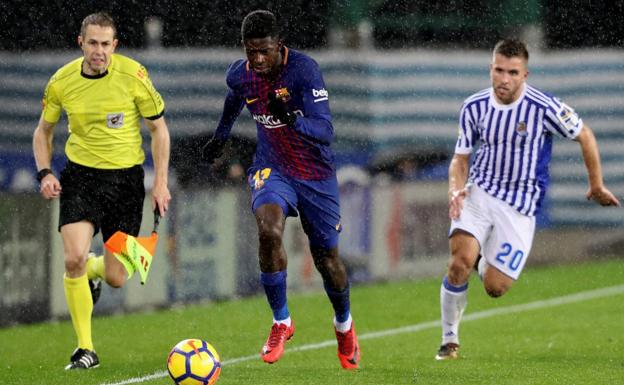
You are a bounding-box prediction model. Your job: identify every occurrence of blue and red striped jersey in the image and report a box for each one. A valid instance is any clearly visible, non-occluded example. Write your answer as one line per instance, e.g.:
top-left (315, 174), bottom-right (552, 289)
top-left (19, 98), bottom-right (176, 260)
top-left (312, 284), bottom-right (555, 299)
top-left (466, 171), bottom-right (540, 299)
top-left (212, 47), bottom-right (335, 180)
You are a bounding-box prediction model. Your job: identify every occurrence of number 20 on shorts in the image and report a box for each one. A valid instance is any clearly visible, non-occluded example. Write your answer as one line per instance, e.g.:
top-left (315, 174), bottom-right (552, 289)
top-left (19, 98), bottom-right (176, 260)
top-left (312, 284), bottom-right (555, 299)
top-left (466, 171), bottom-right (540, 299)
top-left (494, 242), bottom-right (524, 272)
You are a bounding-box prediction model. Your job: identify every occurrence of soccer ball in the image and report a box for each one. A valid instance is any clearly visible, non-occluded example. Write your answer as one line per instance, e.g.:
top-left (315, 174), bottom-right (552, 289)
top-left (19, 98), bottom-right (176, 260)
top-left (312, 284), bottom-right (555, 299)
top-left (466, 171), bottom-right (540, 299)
top-left (167, 339), bottom-right (221, 385)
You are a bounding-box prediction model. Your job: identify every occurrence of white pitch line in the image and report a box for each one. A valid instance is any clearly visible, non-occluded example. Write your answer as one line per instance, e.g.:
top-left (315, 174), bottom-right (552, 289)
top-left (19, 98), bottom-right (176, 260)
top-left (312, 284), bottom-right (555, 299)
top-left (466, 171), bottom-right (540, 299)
top-left (100, 284), bottom-right (624, 385)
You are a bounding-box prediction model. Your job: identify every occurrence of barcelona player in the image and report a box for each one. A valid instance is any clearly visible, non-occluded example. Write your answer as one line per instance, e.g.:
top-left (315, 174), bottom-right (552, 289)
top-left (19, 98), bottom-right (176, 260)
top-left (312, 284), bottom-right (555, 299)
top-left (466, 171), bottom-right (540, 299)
top-left (201, 10), bottom-right (359, 369)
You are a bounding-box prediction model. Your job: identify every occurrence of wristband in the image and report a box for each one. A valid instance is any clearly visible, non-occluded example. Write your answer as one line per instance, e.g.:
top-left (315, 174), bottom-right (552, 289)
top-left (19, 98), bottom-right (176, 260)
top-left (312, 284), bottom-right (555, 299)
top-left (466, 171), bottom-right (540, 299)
top-left (36, 168), bottom-right (53, 182)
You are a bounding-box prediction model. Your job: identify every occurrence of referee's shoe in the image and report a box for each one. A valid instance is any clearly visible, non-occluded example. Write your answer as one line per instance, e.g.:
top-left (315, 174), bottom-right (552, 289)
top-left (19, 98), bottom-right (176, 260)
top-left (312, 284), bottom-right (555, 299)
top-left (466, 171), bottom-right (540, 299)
top-left (65, 348), bottom-right (100, 370)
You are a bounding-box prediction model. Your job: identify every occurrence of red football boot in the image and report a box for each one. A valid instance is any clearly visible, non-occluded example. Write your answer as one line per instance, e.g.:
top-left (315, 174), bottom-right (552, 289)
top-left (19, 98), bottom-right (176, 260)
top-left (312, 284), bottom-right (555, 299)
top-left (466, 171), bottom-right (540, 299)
top-left (335, 323), bottom-right (360, 369)
top-left (260, 321), bottom-right (295, 364)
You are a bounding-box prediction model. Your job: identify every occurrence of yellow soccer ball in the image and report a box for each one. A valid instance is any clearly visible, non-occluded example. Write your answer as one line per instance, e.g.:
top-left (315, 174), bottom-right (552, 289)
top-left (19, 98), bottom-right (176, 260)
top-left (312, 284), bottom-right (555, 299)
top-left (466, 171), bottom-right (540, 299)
top-left (167, 339), bottom-right (221, 385)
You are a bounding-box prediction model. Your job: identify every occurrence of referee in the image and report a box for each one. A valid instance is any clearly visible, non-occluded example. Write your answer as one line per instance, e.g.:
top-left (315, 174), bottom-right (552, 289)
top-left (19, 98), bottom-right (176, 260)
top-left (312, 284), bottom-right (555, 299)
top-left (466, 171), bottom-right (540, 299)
top-left (32, 12), bottom-right (171, 370)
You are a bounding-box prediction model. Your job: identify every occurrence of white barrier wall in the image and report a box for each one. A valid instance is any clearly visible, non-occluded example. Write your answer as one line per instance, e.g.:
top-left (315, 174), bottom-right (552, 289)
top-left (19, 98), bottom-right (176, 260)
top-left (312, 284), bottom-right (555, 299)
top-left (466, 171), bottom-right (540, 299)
top-left (8, 175), bottom-right (621, 323)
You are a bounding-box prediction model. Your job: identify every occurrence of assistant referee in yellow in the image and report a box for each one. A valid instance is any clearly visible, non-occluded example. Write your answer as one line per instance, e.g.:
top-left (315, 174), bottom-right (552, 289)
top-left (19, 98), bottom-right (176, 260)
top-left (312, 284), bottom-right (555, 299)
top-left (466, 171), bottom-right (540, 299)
top-left (32, 12), bottom-right (171, 370)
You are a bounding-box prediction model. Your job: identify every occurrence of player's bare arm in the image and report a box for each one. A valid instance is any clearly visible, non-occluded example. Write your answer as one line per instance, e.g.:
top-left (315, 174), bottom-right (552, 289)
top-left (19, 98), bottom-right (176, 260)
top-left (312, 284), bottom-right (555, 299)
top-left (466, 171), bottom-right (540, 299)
top-left (448, 153), bottom-right (470, 219)
top-left (575, 124), bottom-right (621, 206)
top-left (33, 116), bottom-right (61, 199)
top-left (146, 116), bottom-right (172, 215)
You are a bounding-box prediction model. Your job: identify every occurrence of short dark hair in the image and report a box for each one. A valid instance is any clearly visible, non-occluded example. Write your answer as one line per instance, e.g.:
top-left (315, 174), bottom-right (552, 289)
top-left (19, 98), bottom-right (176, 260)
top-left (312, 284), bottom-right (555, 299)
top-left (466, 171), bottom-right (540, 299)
top-left (241, 10), bottom-right (281, 41)
top-left (80, 12), bottom-right (116, 38)
top-left (493, 38), bottom-right (529, 62)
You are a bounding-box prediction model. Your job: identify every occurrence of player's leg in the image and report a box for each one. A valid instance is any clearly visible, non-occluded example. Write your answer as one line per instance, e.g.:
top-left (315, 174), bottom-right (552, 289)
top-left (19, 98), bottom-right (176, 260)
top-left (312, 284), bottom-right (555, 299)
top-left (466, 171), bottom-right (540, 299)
top-left (436, 230), bottom-right (480, 360)
top-left (310, 245), bottom-right (360, 369)
top-left (480, 197), bottom-right (536, 297)
top-left (256, 203), bottom-right (288, 273)
top-left (297, 176), bottom-right (359, 369)
top-left (60, 221), bottom-right (100, 369)
top-left (482, 264), bottom-right (514, 297)
top-left (256, 203), bottom-right (291, 324)
top-left (437, 185), bottom-right (491, 360)
top-left (256, 204), bottom-right (295, 363)
top-left (250, 168), bottom-right (298, 364)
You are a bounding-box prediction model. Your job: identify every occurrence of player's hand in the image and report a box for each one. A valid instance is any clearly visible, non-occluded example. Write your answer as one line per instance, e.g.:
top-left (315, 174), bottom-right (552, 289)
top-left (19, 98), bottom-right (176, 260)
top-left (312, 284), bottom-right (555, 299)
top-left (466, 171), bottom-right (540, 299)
top-left (267, 91), bottom-right (297, 126)
top-left (448, 184), bottom-right (471, 219)
top-left (39, 174), bottom-right (61, 199)
top-left (586, 186), bottom-right (621, 207)
top-left (201, 137), bottom-right (226, 164)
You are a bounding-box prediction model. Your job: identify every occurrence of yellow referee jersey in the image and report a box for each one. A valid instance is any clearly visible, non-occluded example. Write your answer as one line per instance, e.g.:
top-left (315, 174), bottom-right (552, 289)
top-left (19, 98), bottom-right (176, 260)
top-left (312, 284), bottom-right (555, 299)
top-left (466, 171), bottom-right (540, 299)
top-left (42, 53), bottom-right (165, 169)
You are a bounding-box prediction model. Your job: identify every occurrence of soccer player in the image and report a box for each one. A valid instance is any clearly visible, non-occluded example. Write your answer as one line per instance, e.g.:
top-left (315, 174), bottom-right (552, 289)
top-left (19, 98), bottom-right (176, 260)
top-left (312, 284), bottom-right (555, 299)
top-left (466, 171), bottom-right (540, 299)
top-left (32, 12), bottom-right (171, 369)
top-left (435, 38), bottom-right (620, 360)
top-left (201, 10), bottom-right (360, 369)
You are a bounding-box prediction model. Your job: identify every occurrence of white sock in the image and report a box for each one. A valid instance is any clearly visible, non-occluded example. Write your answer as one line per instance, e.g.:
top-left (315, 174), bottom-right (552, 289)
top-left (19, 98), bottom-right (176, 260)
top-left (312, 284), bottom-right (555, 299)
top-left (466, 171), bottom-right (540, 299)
top-left (274, 317), bottom-right (292, 327)
top-left (440, 278), bottom-right (468, 345)
top-left (334, 313), bottom-right (353, 333)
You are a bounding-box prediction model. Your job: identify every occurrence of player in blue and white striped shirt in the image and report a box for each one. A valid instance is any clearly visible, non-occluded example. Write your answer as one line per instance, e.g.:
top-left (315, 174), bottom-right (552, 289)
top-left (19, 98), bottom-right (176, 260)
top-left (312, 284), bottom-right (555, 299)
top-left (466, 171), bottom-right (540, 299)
top-left (435, 39), bottom-right (620, 360)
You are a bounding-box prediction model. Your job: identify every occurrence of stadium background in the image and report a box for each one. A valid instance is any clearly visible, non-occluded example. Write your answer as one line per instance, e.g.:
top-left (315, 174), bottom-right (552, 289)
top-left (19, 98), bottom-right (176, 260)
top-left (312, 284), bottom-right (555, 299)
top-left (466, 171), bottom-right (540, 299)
top-left (1, 0), bottom-right (623, 326)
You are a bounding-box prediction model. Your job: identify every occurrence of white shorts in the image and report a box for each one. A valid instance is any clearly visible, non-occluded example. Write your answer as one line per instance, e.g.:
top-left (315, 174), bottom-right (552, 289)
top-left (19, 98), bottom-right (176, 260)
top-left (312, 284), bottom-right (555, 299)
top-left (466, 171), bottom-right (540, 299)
top-left (449, 185), bottom-right (535, 280)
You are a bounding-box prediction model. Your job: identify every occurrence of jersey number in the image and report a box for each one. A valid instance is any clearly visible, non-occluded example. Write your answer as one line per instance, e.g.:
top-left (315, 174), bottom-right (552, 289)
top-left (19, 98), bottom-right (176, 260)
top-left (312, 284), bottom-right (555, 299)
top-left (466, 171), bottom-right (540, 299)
top-left (494, 242), bottom-right (524, 272)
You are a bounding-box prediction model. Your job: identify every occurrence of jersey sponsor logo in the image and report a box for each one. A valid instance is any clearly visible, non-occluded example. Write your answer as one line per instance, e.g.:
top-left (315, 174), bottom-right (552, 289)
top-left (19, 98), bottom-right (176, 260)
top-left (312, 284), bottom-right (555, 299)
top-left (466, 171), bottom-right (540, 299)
top-left (252, 110), bottom-right (303, 129)
top-left (246, 97), bottom-right (259, 104)
top-left (515, 121), bottom-right (528, 137)
top-left (312, 88), bottom-right (328, 103)
top-left (106, 112), bottom-right (124, 128)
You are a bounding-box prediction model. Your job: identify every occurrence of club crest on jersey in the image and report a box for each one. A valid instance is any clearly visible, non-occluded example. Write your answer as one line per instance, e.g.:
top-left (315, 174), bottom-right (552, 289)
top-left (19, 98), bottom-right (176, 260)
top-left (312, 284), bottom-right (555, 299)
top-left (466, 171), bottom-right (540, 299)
top-left (515, 121), bottom-right (528, 137)
top-left (107, 112), bottom-right (124, 128)
top-left (274, 87), bottom-right (291, 102)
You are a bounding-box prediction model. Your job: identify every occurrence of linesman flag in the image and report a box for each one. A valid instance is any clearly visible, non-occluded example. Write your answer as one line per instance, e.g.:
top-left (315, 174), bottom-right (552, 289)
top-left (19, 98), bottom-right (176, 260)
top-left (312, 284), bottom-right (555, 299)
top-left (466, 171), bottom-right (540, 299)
top-left (105, 207), bottom-right (161, 285)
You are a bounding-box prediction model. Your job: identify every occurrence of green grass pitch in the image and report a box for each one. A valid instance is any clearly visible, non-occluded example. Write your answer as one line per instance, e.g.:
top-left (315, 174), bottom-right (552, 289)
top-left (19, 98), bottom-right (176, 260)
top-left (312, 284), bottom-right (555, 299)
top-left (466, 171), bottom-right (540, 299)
top-left (1, 259), bottom-right (623, 385)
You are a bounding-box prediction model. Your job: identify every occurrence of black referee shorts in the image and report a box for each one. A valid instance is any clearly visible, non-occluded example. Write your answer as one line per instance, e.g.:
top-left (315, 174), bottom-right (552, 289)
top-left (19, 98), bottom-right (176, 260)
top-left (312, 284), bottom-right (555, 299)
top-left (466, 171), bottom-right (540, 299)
top-left (59, 160), bottom-right (145, 242)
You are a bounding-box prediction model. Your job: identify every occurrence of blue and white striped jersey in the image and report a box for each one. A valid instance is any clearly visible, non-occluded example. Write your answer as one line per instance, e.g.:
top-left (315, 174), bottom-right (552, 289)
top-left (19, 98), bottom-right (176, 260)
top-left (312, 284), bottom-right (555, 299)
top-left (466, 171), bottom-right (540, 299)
top-left (455, 83), bottom-right (583, 216)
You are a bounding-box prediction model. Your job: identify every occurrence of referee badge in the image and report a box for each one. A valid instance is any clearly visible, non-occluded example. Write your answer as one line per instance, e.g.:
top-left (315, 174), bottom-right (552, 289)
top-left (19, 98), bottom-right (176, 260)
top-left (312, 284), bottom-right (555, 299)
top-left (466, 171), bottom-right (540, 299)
top-left (107, 112), bottom-right (124, 128)
top-left (515, 121), bottom-right (528, 137)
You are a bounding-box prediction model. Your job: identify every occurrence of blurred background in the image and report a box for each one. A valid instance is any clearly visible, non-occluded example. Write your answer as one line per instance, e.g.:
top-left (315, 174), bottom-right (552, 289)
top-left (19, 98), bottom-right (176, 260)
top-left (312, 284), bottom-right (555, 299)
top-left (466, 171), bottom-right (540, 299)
top-left (1, 0), bottom-right (623, 326)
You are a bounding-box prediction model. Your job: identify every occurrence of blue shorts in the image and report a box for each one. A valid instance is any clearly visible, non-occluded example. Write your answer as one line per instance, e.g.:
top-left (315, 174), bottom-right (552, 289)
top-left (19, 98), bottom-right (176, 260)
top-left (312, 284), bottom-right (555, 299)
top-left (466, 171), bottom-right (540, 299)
top-left (248, 166), bottom-right (341, 249)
